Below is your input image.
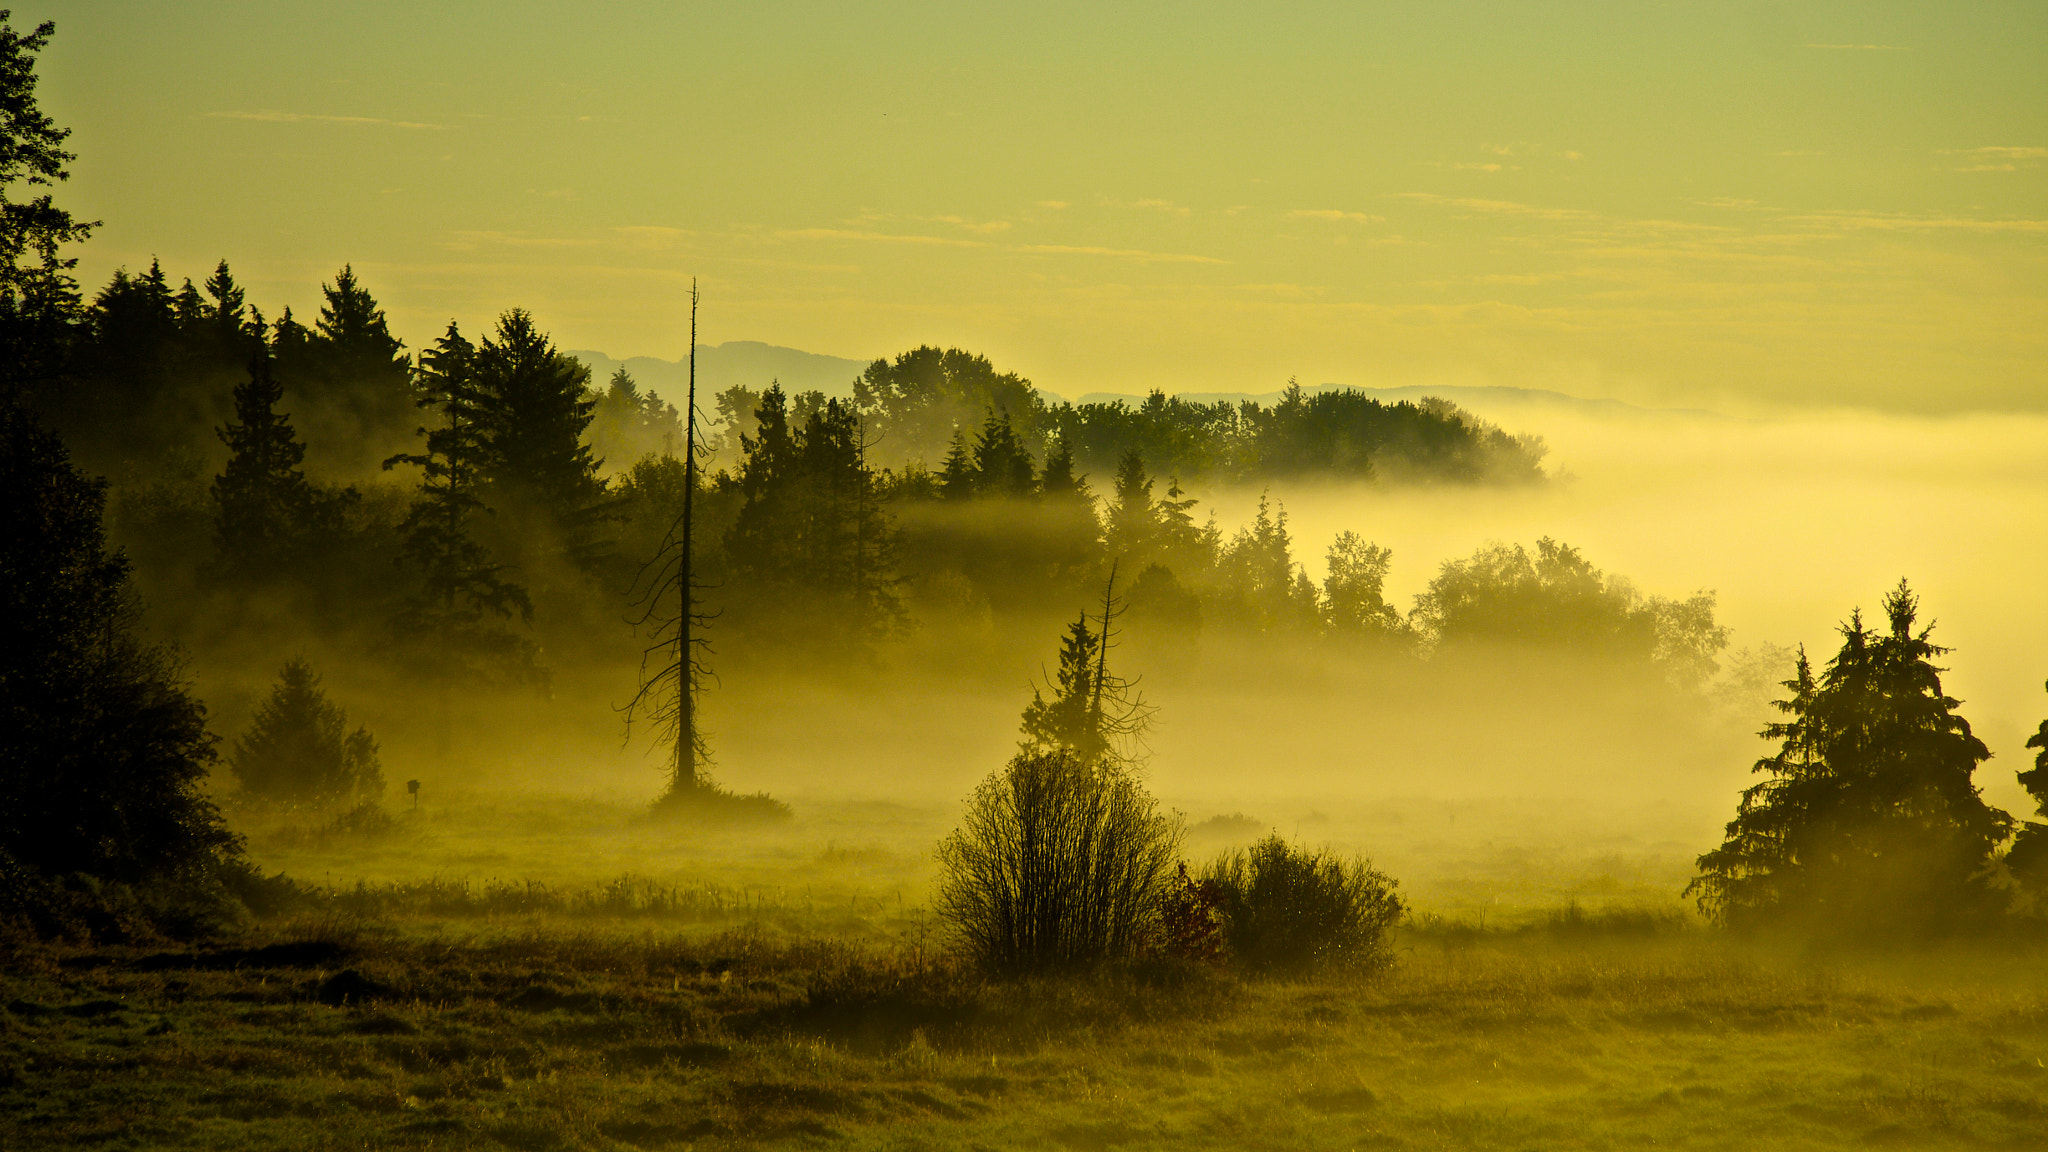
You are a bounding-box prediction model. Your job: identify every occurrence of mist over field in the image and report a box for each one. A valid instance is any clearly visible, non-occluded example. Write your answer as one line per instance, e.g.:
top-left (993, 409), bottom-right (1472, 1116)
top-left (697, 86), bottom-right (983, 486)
top-left (8, 3), bottom-right (2048, 1148)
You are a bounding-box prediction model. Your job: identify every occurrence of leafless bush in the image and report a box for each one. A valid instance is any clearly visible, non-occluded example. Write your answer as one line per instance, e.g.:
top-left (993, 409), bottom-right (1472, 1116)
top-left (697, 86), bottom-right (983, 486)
top-left (936, 750), bottom-right (1181, 976)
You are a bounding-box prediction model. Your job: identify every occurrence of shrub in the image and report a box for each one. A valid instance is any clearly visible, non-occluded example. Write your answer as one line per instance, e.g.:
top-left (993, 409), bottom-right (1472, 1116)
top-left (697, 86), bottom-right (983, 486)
top-left (936, 750), bottom-right (1182, 976)
top-left (1204, 835), bottom-right (1403, 976)
top-left (230, 658), bottom-right (384, 805)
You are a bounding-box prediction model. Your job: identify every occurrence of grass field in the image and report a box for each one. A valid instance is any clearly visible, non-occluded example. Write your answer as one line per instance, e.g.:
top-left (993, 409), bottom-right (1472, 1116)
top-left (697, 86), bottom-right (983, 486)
top-left (5, 793), bottom-right (2046, 1151)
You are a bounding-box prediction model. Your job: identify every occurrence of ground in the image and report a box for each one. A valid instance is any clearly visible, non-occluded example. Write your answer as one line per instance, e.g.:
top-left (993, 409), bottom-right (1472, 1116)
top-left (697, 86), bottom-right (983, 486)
top-left (4, 794), bottom-right (2045, 1150)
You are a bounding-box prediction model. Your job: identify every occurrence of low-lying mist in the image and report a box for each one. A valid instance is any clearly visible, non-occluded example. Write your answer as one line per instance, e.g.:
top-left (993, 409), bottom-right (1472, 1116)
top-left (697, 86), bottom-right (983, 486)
top-left (189, 400), bottom-right (2046, 925)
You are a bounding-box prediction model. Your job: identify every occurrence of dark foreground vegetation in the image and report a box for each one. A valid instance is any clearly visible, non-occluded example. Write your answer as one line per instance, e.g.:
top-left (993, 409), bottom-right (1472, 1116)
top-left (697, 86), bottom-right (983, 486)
top-left (7, 907), bottom-right (2048, 1152)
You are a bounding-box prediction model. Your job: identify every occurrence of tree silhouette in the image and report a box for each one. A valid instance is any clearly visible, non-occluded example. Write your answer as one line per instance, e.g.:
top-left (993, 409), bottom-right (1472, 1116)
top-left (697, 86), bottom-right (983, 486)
top-left (0, 12), bottom-right (94, 404)
top-left (468, 309), bottom-right (603, 548)
top-left (1688, 582), bottom-right (2012, 935)
top-left (0, 405), bottom-right (238, 887)
top-left (212, 348), bottom-right (322, 579)
top-left (1323, 531), bottom-right (1406, 643)
top-left (723, 384), bottom-right (900, 652)
top-left (1018, 565), bottom-right (1153, 771)
top-left (229, 658), bottom-right (384, 806)
top-left (383, 321), bottom-right (535, 683)
top-left (2005, 682), bottom-right (2048, 893)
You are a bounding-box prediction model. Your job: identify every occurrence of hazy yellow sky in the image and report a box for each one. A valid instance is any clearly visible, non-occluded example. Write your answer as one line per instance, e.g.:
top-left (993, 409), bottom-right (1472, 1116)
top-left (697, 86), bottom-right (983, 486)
top-left (37, 1), bottom-right (2047, 411)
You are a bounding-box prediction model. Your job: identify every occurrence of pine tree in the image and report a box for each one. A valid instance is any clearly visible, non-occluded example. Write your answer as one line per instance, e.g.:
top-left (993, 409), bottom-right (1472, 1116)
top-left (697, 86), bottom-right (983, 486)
top-left (1688, 582), bottom-right (2012, 934)
top-left (1104, 450), bottom-right (1157, 559)
top-left (1018, 566), bottom-right (1153, 771)
top-left (937, 429), bottom-right (976, 500)
top-left (723, 385), bottom-right (901, 651)
top-left (2004, 682), bottom-right (2048, 891)
top-left (970, 409), bottom-right (1035, 497)
top-left (212, 347), bottom-right (320, 578)
top-left (229, 659), bottom-right (384, 805)
top-left (382, 321), bottom-right (534, 681)
top-left (469, 309), bottom-right (603, 535)
top-left (0, 13), bottom-right (94, 403)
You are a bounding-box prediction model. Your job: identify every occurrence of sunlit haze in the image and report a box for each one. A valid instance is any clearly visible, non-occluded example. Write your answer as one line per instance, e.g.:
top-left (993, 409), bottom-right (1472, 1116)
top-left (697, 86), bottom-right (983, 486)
top-left (39, 0), bottom-right (2047, 412)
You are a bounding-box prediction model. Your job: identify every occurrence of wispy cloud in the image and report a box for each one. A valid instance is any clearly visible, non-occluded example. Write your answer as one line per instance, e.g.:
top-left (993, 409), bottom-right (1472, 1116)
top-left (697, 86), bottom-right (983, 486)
top-left (1393, 193), bottom-right (1600, 221)
top-left (1939, 145), bottom-right (2046, 172)
top-left (775, 228), bottom-right (987, 248)
top-left (1036, 200), bottom-right (1070, 210)
top-left (1791, 210), bottom-right (2048, 234)
top-left (1012, 244), bottom-right (1226, 264)
top-left (1288, 209), bottom-right (1386, 223)
top-left (1804, 43), bottom-right (1907, 51)
top-left (1110, 198), bottom-right (1194, 218)
top-left (209, 110), bottom-right (445, 130)
top-left (927, 215), bottom-right (1012, 234)
top-left (1942, 146), bottom-right (2048, 158)
top-left (444, 231), bottom-right (599, 250)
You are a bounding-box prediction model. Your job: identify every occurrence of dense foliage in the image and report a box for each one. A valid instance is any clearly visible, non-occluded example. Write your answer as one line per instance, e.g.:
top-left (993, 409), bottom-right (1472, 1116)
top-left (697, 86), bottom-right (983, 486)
top-left (228, 658), bottom-right (384, 806)
top-left (0, 405), bottom-right (239, 888)
top-left (1203, 835), bottom-right (1405, 975)
top-left (1688, 583), bottom-right (2013, 936)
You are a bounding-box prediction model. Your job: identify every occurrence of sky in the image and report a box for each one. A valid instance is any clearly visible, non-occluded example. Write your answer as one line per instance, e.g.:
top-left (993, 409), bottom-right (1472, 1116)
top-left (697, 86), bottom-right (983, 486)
top-left (33, 1), bottom-right (2048, 412)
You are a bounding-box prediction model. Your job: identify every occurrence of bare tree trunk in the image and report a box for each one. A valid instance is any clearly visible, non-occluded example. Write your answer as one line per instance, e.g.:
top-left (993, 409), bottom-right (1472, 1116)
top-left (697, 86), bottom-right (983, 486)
top-left (674, 281), bottom-right (699, 794)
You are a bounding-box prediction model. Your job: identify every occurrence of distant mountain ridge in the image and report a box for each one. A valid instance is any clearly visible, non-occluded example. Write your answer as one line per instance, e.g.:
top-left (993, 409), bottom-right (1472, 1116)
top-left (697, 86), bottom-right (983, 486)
top-left (569, 343), bottom-right (1721, 425)
top-left (566, 342), bottom-right (872, 405)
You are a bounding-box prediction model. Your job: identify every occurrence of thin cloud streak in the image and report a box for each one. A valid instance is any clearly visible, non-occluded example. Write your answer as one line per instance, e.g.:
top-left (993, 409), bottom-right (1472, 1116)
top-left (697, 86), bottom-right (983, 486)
top-left (209, 110), bottom-right (446, 130)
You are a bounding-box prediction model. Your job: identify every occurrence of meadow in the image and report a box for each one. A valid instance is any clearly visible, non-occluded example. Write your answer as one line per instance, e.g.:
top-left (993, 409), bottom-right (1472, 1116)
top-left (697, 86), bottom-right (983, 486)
top-left (6, 794), bottom-right (2046, 1152)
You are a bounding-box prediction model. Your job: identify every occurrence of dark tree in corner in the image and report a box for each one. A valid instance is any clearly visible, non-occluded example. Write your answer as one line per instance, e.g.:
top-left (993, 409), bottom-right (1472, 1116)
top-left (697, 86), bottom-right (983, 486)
top-left (0, 12), bottom-right (94, 404)
top-left (0, 405), bottom-right (239, 893)
top-left (1688, 581), bottom-right (2012, 936)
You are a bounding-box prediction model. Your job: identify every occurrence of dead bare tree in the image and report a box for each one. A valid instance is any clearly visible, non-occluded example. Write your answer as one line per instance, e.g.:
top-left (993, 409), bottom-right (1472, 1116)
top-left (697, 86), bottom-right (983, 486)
top-left (625, 280), bottom-right (716, 799)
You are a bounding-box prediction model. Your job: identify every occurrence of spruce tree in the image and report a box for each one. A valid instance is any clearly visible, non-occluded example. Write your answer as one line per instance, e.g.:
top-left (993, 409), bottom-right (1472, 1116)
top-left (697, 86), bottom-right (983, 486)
top-left (2005, 682), bottom-right (2048, 891)
top-left (970, 409), bottom-right (1035, 497)
top-left (1018, 567), bottom-right (1152, 771)
top-left (229, 658), bottom-right (384, 805)
top-left (1104, 450), bottom-right (1157, 559)
top-left (469, 309), bottom-right (603, 541)
top-left (212, 347), bottom-right (319, 578)
top-left (1688, 582), bottom-right (2012, 934)
top-left (0, 13), bottom-right (94, 403)
top-left (937, 429), bottom-right (976, 500)
top-left (723, 385), bottom-right (901, 651)
top-left (383, 321), bottom-right (534, 681)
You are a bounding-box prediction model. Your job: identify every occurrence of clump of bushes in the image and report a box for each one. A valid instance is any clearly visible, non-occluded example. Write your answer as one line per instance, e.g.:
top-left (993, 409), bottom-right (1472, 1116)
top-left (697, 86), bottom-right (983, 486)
top-left (936, 750), bottom-right (1182, 976)
top-left (1203, 835), bottom-right (1403, 976)
top-left (229, 658), bottom-right (384, 806)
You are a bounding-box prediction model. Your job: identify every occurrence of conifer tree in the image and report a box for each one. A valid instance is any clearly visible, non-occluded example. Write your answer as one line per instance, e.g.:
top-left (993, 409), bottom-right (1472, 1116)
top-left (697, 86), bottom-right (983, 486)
top-left (229, 658), bottom-right (384, 805)
top-left (0, 13), bottom-right (94, 403)
top-left (937, 429), bottom-right (976, 500)
top-left (383, 321), bottom-right (534, 681)
top-left (970, 409), bottom-right (1035, 497)
top-left (1104, 450), bottom-right (1157, 559)
top-left (469, 309), bottom-right (603, 536)
top-left (212, 348), bottom-right (319, 577)
top-left (2004, 682), bottom-right (2048, 890)
top-left (1019, 566), bottom-right (1153, 771)
top-left (724, 385), bottom-right (901, 650)
top-left (1688, 582), bottom-right (2012, 934)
